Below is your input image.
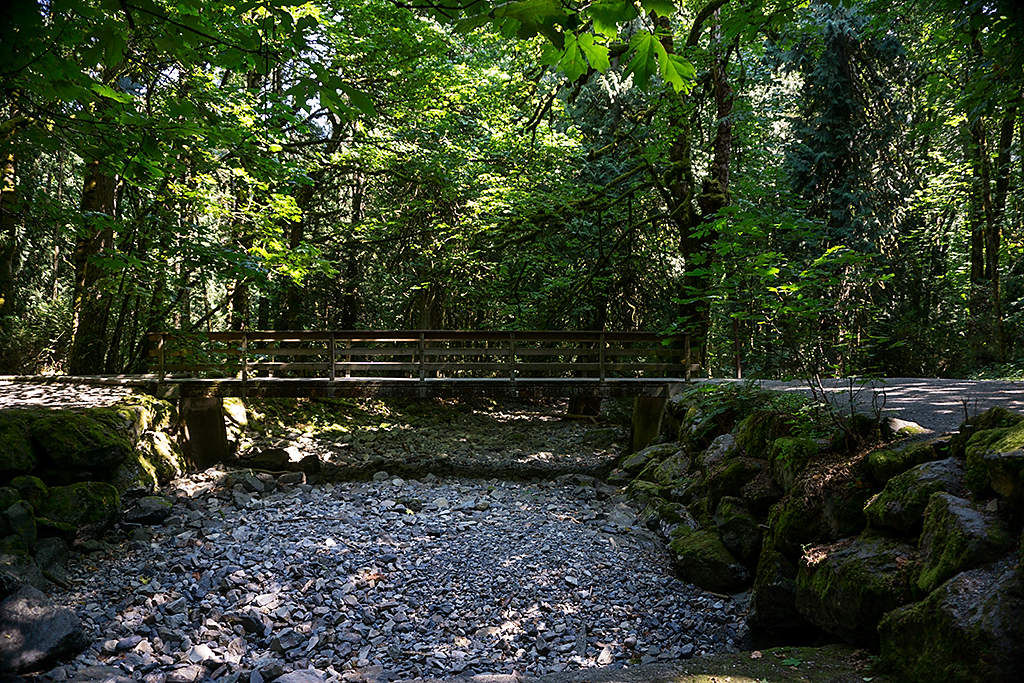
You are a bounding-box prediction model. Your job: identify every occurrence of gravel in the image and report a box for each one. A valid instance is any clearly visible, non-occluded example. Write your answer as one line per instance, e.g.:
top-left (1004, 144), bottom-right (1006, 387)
top-left (34, 402), bottom-right (748, 683)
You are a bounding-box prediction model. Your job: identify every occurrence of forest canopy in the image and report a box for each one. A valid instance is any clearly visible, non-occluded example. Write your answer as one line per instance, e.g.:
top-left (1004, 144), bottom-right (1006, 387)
top-left (1, 0), bottom-right (1023, 379)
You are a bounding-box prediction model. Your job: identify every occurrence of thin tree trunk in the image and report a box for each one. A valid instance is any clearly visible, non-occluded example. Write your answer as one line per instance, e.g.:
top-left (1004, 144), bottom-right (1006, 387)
top-left (69, 161), bottom-right (116, 374)
top-left (0, 149), bottom-right (19, 321)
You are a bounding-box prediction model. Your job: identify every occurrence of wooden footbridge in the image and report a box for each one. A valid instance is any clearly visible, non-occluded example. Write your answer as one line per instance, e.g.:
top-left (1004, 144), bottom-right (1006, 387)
top-left (13, 330), bottom-right (695, 467)
top-left (146, 330), bottom-right (694, 399)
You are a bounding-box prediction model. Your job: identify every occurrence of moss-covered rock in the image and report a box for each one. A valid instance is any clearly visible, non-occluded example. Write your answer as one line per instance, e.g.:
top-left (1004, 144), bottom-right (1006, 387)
top-left (8, 476), bottom-right (47, 512)
top-left (962, 421), bottom-right (1024, 513)
top-left (112, 430), bottom-right (187, 493)
top-left (749, 537), bottom-right (806, 631)
top-left (707, 457), bottom-right (765, 511)
top-left (768, 476), bottom-right (871, 559)
top-left (35, 482), bottom-right (120, 541)
top-left (915, 493), bottom-right (1012, 593)
top-left (796, 535), bottom-right (919, 648)
top-left (769, 436), bottom-right (817, 491)
top-left (864, 439), bottom-right (945, 486)
top-left (113, 394), bottom-right (177, 433)
top-left (668, 526), bottom-right (749, 593)
top-left (626, 479), bottom-right (669, 509)
top-left (950, 406), bottom-right (1024, 459)
top-left (3, 501), bottom-right (36, 549)
top-left (649, 452), bottom-right (692, 486)
top-left (741, 468), bottom-right (785, 516)
top-left (864, 458), bottom-right (964, 535)
top-left (694, 434), bottom-right (739, 476)
top-left (0, 489), bottom-right (18, 517)
top-left (831, 413), bottom-right (882, 453)
top-left (713, 496), bottom-right (762, 567)
top-left (0, 411), bottom-right (36, 478)
top-left (620, 442), bottom-right (679, 476)
top-left (735, 412), bottom-right (795, 461)
top-left (879, 556), bottom-right (1024, 683)
top-left (29, 411), bottom-right (132, 482)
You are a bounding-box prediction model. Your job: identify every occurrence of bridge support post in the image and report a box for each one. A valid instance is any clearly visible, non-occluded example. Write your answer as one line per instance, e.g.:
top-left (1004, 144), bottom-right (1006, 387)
top-left (179, 397), bottom-right (230, 469)
top-left (630, 396), bottom-right (666, 454)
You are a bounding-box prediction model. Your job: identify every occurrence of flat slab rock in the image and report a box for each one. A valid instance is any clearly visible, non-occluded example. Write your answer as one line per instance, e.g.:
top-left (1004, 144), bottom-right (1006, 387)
top-left (0, 584), bottom-right (89, 674)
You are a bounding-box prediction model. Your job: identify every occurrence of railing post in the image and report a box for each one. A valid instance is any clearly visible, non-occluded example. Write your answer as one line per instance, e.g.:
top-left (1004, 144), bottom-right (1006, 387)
top-left (241, 333), bottom-right (248, 383)
top-left (419, 333), bottom-right (426, 381)
top-left (685, 334), bottom-right (692, 383)
top-left (599, 332), bottom-right (606, 382)
top-left (345, 339), bottom-right (352, 378)
top-left (330, 332), bottom-right (336, 381)
top-left (158, 334), bottom-right (165, 381)
top-left (509, 332), bottom-right (516, 383)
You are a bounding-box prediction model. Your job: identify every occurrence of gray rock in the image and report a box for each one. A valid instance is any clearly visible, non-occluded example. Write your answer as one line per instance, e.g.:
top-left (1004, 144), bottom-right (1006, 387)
top-left (274, 670), bottom-right (324, 683)
top-left (796, 536), bottom-right (918, 648)
top-left (123, 496), bottom-right (174, 526)
top-left (0, 584), bottom-right (89, 673)
top-left (864, 458), bottom-right (963, 535)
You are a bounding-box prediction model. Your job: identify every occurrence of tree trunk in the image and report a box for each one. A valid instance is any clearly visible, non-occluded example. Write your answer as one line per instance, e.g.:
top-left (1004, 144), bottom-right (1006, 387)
top-left (69, 161), bottom-right (116, 374)
top-left (0, 149), bottom-right (19, 321)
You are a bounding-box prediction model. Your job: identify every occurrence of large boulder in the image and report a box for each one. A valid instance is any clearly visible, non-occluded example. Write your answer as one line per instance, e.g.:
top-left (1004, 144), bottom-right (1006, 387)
top-left (693, 433), bottom-right (739, 476)
top-left (950, 406), bottom-right (1024, 459)
top-left (863, 458), bottom-right (964, 535)
top-left (734, 411), bottom-right (793, 461)
top-left (35, 482), bottom-right (120, 542)
top-left (767, 476), bottom-right (870, 558)
top-left (619, 443), bottom-right (680, 476)
top-left (962, 420), bottom-right (1024, 516)
top-left (706, 457), bottom-right (764, 510)
top-left (863, 439), bottom-right (946, 486)
top-left (713, 496), bottom-right (762, 567)
top-left (768, 436), bottom-right (817, 491)
top-left (112, 430), bottom-right (187, 493)
top-left (29, 412), bottom-right (132, 484)
top-left (795, 535), bottom-right (919, 648)
top-left (879, 556), bottom-right (1024, 683)
top-left (0, 584), bottom-right (89, 673)
top-left (749, 539), bottom-right (806, 632)
top-left (0, 412), bottom-right (36, 478)
top-left (915, 493), bottom-right (1013, 593)
top-left (668, 526), bottom-right (748, 593)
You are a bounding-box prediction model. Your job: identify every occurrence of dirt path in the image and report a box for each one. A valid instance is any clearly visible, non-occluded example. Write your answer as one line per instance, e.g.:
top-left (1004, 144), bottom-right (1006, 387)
top-left (747, 377), bottom-right (1024, 435)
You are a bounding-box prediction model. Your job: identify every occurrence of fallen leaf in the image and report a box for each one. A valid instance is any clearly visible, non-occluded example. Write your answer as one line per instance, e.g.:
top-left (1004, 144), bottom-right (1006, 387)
top-left (781, 657), bottom-right (803, 667)
top-left (750, 651), bottom-right (763, 659)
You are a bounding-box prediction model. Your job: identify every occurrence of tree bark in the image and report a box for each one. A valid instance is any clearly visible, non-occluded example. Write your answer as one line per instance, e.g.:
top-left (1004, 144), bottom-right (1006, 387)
top-left (0, 149), bottom-right (19, 322)
top-left (69, 161), bottom-right (116, 374)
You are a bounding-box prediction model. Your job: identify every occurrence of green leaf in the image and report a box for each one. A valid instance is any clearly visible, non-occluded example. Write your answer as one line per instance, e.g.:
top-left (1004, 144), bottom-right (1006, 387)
top-left (493, 0), bottom-right (565, 21)
top-left (90, 83), bottom-right (132, 103)
top-left (589, 0), bottom-right (638, 38)
top-left (639, 0), bottom-right (677, 17)
top-left (578, 34), bottom-right (610, 72)
top-left (624, 32), bottom-right (659, 90)
top-left (657, 47), bottom-right (695, 93)
top-left (558, 34), bottom-right (588, 81)
top-left (781, 658), bottom-right (802, 667)
top-left (338, 84), bottom-right (376, 118)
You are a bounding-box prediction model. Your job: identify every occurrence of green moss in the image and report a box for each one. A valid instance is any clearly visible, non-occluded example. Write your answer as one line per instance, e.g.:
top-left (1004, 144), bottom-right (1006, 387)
top-left (37, 481), bottom-right (121, 536)
top-left (626, 478), bottom-right (669, 509)
top-left (769, 436), bottom-right (817, 490)
top-left (864, 441), bottom-right (942, 485)
top-left (735, 412), bottom-right (794, 461)
top-left (30, 411), bottom-right (132, 472)
top-left (963, 421), bottom-right (1024, 499)
top-left (0, 487), bottom-right (19, 513)
top-left (113, 431), bottom-right (187, 493)
top-left (8, 476), bottom-right (47, 511)
top-left (769, 486), bottom-right (820, 557)
top-left (915, 493), bottom-right (1012, 593)
top-left (863, 459), bottom-right (960, 535)
top-left (950, 406), bottom-right (1024, 458)
top-left (707, 457), bottom-right (765, 509)
top-left (0, 411), bottom-right (37, 477)
top-left (668, 525), bottom-right (749, 593)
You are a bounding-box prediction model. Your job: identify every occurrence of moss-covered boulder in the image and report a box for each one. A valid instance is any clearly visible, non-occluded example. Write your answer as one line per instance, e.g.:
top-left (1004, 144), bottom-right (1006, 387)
top-left (713, 496), bottom-right (762, 567)
top-left (740, 468), bottom-right (785, 516)
top-left (112, 430), bottom-right (187, 493)
top-left (668, 526), bottom-right (749, 593)
top-left (626, 479), bottom-right (669, 509)
top-left (2, 502), bottom-right (36, 550)
top-left (959, 424), bottom-right (1024, 517)
top-left (864, 458), bottom-right (964, 535)
top-left (950, 406), bottom-right (1024, 459)
top-left (796, 535), bottom-right (919, 648)
top-left (223, 397), bottom-right (248, 451)
top-left (35, 482), bottom-right (120, 541)
top-left (0, 412), bottom-right (36, 478)
top-left (707, 458), bottom-right (764, 511)
top-left (649, 452), bottom-right (692, 486)
top-left (749, 538), bottom-right (807, 632)
top-left (29, 412), bottom-right (132, 483)
top-left (694, 434), bottom-right (739, 476)
top-left (769, 436), bottom-right (817, 491)
top-left (7, 477), bottom-right (46, 512)
top-left (620, 442), bottom-right (680, 476)
top-left (735, 412), bottom-right (794, 461)
top-left (879, 556), bottom-right (1024, 683)
top-left (768, 476), bottom-right (871, 559)
top-left (915, 493), bottom-right (1012, 593)
top-left (0, 491), bottom-right (18, 518)
top-left (863, 439), bottom-right (946, 486)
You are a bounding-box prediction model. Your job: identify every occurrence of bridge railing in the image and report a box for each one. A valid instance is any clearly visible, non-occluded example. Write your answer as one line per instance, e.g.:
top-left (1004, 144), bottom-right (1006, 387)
top-left (147, 330), bottom-right (695, 383)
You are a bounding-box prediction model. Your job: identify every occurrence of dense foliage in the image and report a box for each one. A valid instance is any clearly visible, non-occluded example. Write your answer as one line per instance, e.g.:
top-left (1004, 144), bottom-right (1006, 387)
top-left (1, 0), bottom-right (1022, 378)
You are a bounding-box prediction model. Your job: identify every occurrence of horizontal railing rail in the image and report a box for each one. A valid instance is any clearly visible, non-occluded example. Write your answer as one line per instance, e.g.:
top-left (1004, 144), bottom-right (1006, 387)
top-left (147, 330), bottom-right (695, 384)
